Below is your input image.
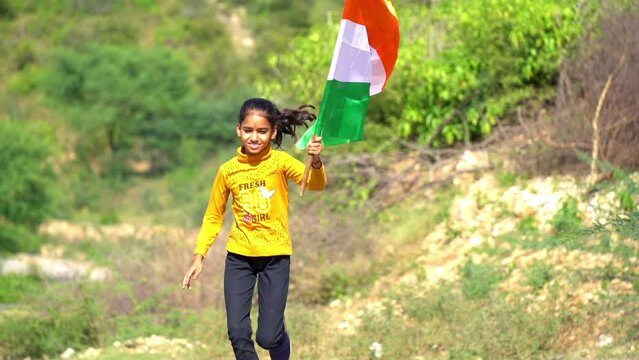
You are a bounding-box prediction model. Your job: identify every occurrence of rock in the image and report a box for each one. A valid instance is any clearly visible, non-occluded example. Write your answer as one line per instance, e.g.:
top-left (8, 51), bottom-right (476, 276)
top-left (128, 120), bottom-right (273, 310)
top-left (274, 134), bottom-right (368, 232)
top-left (78, 347), bottom-right (100, 359)
top-left (455, 150), bottom-right (489, 171)
top-left (0, 255), bottom-right (112, 282)
top-left (60, 347), bottom-right (75, 359)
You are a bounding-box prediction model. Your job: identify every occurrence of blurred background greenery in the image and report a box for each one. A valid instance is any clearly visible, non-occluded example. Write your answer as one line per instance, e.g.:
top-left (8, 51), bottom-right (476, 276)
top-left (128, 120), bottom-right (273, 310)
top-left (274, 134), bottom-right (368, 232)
top-left (1, 0), bottom-right (639, 358)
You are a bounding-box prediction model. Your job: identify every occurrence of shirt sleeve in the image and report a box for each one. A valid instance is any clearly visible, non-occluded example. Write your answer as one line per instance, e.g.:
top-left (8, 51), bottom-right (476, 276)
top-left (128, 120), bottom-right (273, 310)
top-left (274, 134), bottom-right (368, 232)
top-left (193, 168), bottom-right (230, 257)
top-left (281, 152), bottom-right (327, 191)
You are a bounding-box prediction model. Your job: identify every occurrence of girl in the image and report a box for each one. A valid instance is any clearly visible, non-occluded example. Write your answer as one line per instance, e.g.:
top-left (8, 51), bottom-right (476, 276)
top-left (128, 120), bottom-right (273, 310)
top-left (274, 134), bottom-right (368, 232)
top-left (182, 98), bottom-right (326, 360)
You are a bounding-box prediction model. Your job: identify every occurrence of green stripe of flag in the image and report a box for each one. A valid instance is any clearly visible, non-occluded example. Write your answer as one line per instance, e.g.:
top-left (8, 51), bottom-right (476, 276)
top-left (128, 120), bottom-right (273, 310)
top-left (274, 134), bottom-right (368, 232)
top-left (296, 80), bottom-right (371, 148)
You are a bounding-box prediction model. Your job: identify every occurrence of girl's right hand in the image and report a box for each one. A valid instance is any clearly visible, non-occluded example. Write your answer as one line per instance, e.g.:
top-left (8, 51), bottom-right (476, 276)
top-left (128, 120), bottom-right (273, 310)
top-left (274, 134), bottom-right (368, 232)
top-left (182, 254), bottom-right (204, 290)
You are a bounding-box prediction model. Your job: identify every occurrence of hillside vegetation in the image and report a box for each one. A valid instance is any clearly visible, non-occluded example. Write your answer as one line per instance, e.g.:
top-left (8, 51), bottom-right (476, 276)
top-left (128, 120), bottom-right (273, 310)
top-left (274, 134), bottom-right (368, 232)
top-left (1, 0), bottom-right (638, 359)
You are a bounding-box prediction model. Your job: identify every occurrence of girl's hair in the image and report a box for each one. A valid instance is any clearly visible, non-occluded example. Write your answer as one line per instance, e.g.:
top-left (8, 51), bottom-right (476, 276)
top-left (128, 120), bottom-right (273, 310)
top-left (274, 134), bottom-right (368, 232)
top-left (238, 98), bottom-right (316, 147)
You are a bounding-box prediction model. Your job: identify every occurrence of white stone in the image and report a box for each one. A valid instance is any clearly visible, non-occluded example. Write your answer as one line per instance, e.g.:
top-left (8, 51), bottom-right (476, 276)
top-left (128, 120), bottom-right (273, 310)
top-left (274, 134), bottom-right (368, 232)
top-left (597, 334), bottom-right (613, 347)
top-left (60, 347), bottom-right (75, 359)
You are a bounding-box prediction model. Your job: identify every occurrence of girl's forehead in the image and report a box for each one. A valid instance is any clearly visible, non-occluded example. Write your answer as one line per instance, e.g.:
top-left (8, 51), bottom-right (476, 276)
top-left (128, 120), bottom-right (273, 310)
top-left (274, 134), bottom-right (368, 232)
top-left (241, 113), bottom-right (272, 127)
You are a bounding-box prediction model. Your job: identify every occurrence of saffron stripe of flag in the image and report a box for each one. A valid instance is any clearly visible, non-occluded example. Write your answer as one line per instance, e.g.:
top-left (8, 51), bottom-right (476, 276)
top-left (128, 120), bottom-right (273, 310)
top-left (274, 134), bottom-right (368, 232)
top-left (296, 0), bottom-right (399, 148)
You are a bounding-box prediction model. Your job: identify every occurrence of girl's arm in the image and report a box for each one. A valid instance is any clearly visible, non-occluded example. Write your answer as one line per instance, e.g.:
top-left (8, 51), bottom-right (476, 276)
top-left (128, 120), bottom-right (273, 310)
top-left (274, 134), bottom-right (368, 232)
top-left (182, 169), bottom-right (229, 289)
top-left (308, 135), bottom-right (324, 169)
top-left (193, 169), bottom-right (230, 256)
top-left (182, 253), bottom-right (203, 290)
top-left (283, 136), bottom-right (327, 191)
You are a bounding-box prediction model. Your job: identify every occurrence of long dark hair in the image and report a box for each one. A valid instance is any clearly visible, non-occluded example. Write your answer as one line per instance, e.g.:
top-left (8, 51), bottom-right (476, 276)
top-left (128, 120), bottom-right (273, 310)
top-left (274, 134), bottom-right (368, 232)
top-left (238, 98), bottom-right (316, 147)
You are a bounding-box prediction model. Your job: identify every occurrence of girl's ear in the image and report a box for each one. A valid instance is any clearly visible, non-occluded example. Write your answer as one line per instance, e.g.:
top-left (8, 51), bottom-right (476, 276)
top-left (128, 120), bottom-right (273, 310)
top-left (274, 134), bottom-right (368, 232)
top-left (236, 124), bottom-right (241, 138)
top-left (271, 128), bottom-right (277, 140)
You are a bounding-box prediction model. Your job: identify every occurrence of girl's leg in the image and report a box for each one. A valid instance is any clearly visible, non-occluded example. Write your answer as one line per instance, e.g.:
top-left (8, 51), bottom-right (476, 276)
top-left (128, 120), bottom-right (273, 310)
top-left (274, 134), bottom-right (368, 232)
top-left (255, 255), bottom-right (291, 360)
top-left (224, 253), bottom-right (259, 360)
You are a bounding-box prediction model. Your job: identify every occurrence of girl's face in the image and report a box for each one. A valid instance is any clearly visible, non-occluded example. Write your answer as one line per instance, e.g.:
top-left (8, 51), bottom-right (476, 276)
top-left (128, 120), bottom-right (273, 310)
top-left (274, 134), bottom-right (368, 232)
top-left (236, 113), bottom-right (277, 155)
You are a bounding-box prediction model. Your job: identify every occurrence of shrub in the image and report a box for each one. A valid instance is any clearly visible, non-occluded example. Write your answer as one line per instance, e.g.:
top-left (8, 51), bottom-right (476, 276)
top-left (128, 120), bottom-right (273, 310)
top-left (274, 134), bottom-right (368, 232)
top-left (0, 274), bottom-right (44, 303)
top-left (0, 286), bottom-right (103, 359)
top-left (460, 260), bottom-right (503, 300)
top-left (547, 5), bottom-right (639, 171)
top-left (258, 0), bottom-right (593, 146)
top-left (0, 222), bottom-right (43, 254)
top-left (0, 121), bottom-right (57, 228)
top-left (319, 267), bottom-right (350, 303)
top-left (551, 197), bottom-right (582, 233)
top-left (354, 285), bottom-right (560, 359)
top-left (526, 260), bottom-right (555, 291)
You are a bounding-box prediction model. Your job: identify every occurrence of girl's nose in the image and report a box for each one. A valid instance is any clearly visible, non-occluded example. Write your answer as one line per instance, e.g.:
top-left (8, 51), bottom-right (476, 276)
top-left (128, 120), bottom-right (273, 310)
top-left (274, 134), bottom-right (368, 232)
top-left (250, 132), bottom-right (258, 141)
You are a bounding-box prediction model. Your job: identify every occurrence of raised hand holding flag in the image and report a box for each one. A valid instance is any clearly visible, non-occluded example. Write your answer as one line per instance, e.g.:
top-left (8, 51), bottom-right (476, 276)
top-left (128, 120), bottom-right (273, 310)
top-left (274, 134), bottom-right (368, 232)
top-left (299, 0), bottom-right (400, 195)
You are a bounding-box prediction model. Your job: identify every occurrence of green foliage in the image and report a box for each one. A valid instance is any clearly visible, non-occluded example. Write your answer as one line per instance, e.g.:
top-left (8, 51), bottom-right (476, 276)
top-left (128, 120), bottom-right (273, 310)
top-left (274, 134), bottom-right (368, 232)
top-left (255, 21), bottom-right (337, 105)
top-left (319, 267), bottom-right (350, 303)
top-left (153, 12), bottom-right (242, 90)
top-left (99, 209), bottom-right (120, 225)
top-left (0, 222), bottom-right (43, 254)
top-left (44, 44), bottom-right (236, 175)
top-left (0, 286), bottom-right (102, 359)
top-left (551, 196), bottom-right (582, 233)
top-left (258, 0), bottom-right (595, 146)
top-left (64, 169), bottom-right (115, 214)
top-left (355, 285), bottom-right (560, 359)
top-left (497, 168), bottom-right (519, 188)
top-left (619, 190), bottom-right (636, 212)
top-left (53, 16), bottom-right (140, 47)
top-left (0, 121), bottom-right (57, 228)
top-left (392, 0), bottom-right (590, 145)
top-left (0, 0), bottom-right (16, 18)
top-left (6, 64), bottom-right (45, 95)
top-left (222, 0), bottom-right (340, 59)
top-left (0, 274), bottom-right (44, 303)
top-left (13, 40), bottom-right (37, 70)
top-left (525, 260), bottom-right (554, 291)
top-left (460, 260), bottom-right (503, 300)
top-left (3, 0), bottom-right (124, 15)
top-left (517, 215), bottom-right (538, 233)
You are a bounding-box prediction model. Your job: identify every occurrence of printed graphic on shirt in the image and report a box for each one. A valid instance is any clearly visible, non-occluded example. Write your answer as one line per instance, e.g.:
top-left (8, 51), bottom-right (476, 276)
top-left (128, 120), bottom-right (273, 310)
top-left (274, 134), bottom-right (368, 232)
top-left (238, 179), bottom-right (273, 223)
top-left (239, 180), bottom-right (267, 191)
top-left (259, 186), bottom-right (275, 199)
top-left (243, 212), bottom-right (271, 223)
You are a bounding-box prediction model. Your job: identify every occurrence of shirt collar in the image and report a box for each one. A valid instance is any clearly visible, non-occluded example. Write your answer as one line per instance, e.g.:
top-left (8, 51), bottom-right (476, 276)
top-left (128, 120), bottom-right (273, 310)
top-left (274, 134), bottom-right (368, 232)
top-left (236, 144), bottom-right (273, 164)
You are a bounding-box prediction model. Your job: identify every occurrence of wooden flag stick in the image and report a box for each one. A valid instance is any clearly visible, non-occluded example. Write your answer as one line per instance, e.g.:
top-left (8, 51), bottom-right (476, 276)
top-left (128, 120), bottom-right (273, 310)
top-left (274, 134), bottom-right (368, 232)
top-left (299, 155), bottom-right (314, 196)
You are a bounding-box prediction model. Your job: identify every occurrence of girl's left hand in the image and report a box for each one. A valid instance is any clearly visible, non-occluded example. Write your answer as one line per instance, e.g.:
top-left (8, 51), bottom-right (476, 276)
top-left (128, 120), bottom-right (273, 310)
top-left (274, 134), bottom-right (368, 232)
top-left (307, 135), bottom-right (323, 156)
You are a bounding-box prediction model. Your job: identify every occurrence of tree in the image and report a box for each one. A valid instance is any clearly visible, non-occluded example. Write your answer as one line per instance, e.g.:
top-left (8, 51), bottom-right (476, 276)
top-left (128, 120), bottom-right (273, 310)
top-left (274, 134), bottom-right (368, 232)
top-left (44, 44), bottom-right (202, 174)
top-left (0, 121), bottom-right (57, 227)
top-left (257, 0), bottom-right (595, 147)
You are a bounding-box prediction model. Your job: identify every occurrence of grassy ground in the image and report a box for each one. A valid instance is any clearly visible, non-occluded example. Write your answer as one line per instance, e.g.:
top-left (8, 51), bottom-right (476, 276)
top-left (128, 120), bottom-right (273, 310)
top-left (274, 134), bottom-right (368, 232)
top-left (1, 155), bottom-right (638, 359)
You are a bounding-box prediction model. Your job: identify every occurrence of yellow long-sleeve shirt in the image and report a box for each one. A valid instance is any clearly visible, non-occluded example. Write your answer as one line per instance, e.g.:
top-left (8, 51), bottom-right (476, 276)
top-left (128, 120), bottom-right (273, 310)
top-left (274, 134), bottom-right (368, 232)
top-left (193, 145), bottom-right (327, 257)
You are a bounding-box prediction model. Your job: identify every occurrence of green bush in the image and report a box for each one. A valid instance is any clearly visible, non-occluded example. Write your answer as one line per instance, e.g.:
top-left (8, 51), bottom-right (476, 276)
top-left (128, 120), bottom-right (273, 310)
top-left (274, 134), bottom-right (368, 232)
top-left (0, 274), bottom-right (44, 303)
top-left (0, 222), bottom-right (43, 254)
top-left (53, 16), bottom-right (140, 47)
top-left (525, 260), bottom-right (554, 291)
top-left (0, 121), bottom-right (58, 228)
top-left (44, 44), bottom-right (239, 176)
top-left (319, 267), bottom-right (350, 303)
top-left (460, 260), bottom-right (503, 300)
top-left (551, 197), bottom-right (582, 233)
top-left (6, 64), bottom-right (45, 95)
top-left (258, 0), bottom-right (595, 146)
top-left (355, 285), bottom-right (560, 359)
top-left (517, 215), bottom-right (539, 234)
top-left (0, 287), bottom-right (102, 359)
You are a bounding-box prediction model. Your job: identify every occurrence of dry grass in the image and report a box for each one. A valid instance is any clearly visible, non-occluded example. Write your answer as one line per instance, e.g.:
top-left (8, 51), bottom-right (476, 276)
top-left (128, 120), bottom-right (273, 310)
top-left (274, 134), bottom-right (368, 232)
top-left (546, 5), bottom-right (639, 171)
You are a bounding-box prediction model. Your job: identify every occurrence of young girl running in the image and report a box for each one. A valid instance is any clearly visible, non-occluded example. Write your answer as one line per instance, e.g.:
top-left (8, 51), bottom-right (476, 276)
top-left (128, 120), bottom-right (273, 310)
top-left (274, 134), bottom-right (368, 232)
top-left (182, 98), bottom-right (326, 360)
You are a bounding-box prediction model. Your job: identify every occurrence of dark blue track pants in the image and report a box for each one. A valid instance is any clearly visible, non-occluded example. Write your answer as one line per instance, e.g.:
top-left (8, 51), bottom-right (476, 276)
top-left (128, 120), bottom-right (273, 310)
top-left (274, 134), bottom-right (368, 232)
top-left (224, 252), bottom-right (291, 360)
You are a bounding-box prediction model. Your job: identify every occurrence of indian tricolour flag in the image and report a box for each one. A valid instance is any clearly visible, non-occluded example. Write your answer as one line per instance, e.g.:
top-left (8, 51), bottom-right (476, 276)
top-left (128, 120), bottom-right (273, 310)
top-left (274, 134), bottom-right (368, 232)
top-left (296, 0), bottom-right (400, 148)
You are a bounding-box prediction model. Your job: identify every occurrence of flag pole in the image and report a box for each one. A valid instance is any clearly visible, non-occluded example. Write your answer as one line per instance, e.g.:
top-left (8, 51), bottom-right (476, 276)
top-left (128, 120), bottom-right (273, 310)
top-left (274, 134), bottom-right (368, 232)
top-left (299, 155), bottom-right (314, 196)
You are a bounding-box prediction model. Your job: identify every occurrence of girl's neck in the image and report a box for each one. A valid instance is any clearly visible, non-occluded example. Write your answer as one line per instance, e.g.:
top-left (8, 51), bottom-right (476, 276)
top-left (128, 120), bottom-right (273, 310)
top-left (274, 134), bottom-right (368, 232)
top-left (237, 144), bottom-right (273, 163)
